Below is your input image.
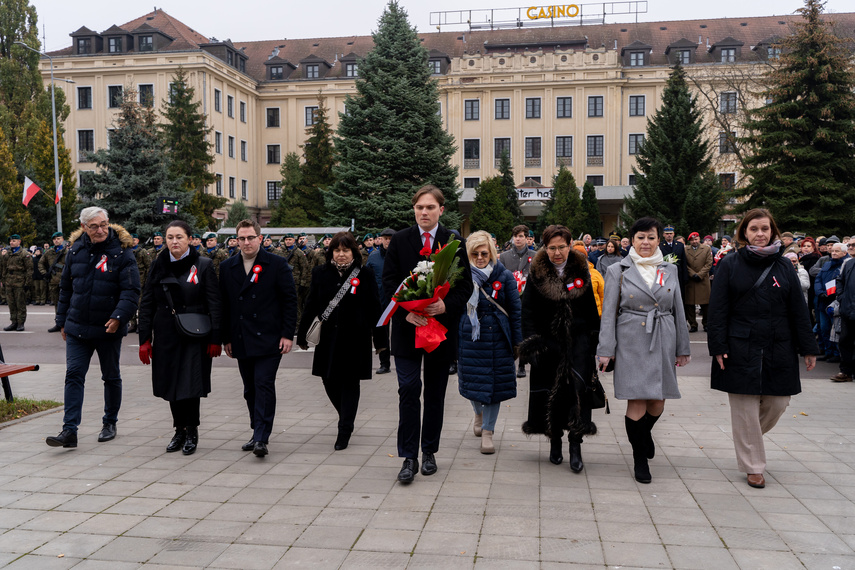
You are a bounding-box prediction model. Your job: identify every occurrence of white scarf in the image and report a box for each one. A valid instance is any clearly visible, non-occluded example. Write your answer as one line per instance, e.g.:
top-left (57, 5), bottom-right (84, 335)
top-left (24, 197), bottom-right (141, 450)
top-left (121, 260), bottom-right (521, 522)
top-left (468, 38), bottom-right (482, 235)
top-left (628, 246), bottom-right (664, 289)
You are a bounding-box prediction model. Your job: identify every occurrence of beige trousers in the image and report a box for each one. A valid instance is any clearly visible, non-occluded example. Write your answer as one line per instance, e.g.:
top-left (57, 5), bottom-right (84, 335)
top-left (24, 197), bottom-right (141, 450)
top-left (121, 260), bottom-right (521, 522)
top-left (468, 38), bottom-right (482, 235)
top-left (728, 393), bottom-right (790, 474)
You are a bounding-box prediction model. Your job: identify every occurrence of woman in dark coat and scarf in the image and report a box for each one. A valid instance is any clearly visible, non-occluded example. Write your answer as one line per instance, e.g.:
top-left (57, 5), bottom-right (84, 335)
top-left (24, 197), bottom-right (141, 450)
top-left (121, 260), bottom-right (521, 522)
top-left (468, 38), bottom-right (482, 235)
top-left (458, 231), bottom-right (522, 454)
top-left (138, 220), bottom-right (222, 455)
top-left (707, 209), bottom-right (818, 489)
top-left (519, 225), bottom-right (601, 473)
top-left (297, 232), bottom-right (383, 451)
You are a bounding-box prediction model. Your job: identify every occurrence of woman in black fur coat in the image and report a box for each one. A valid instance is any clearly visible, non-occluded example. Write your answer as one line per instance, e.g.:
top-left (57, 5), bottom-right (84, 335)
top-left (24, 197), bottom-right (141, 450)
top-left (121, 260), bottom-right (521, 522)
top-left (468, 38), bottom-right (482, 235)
top-left (519, 225), bottom-right (601, 472)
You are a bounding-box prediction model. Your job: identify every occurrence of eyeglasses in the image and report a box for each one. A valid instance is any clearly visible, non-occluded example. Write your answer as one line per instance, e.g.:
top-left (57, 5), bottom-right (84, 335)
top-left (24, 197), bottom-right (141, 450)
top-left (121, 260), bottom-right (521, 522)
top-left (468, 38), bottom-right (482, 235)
top-left (471, 251), bottom-right (491, 259)
top-left (86, 222), bottom-right (109, 232)
top-left (236, 236), bottom-right (258, 243)
top-left (546, 245), bottom-right (569, 253)
top-left (848, 244), bottom-right (855, 249)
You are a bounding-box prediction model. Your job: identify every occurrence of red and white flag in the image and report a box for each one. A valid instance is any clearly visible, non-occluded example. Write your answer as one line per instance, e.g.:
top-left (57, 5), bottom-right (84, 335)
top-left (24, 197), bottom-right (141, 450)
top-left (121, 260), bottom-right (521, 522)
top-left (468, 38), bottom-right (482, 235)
top-left (22, 177), bottom-right (40, 207)
top-left (55, 177), bottom-right (63, 205)
top-left (826, 280), bottom-right (837, 296)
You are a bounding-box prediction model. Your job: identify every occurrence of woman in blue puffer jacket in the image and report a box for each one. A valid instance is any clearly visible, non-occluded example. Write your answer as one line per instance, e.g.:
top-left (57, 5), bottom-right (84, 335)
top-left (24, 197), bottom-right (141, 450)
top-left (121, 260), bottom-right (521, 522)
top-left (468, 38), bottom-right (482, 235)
top-left (458, 230), bottom-right (522, 454)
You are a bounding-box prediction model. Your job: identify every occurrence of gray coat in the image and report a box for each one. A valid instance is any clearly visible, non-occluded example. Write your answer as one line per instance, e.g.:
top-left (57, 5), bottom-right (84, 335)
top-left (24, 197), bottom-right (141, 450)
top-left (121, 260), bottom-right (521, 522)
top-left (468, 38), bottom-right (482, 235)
top-left (597, 256), bottom-right (691, 400)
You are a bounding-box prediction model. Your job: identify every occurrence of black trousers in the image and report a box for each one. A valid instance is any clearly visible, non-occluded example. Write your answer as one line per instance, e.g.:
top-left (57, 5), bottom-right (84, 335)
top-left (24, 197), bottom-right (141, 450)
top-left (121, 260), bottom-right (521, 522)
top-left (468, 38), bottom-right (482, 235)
top-left (169, 398), bottom-right (201, 428)
top-left (237, 354), bottom-right (283, 444)
top-left (394, 353), bottom-right (450, 458)
top-left (839, 316), bottom-right (855, 375)
top-left (322, 377), bottom-right (360, 432)
top-left (378, 324), bottom-right (391, 368)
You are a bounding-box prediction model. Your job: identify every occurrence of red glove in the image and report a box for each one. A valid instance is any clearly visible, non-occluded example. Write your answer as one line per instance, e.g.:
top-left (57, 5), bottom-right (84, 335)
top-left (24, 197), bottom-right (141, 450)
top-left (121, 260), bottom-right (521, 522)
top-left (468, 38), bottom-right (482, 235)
top-left (207, 344), bottom-right (222, 358)
top-left (139, 340), bottom-right (152, 365)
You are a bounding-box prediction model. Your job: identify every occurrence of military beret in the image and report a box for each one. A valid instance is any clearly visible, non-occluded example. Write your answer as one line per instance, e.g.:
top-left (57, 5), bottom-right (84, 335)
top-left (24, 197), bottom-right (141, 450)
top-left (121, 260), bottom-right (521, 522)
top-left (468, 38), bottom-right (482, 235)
top-left (528, 230), bottom-right (535, 237)
top-left (263, 234), bottom-right (271, 240)
top-left (299, 232), bottom-right (306, 237)
top-left (362, 233), bottom-right (374, 240)
top-left (131, 233), bottom-right (139, 239)
top-left (9, 234), bottom-right (21, 240)
top-left (203, 232), bottom-right (217, 240)
top-left (153, 231), bottom-right (163, 237)
top-left (379, 228), bottom-right (395, 237)
top-left (688, 232), bottom-right (700, 240)
top-left (703, 235), bottom-right (713, 241)
top-left (192, 233), bottom-right (201, 239)
top-left (490, 233), bottom-right (496, 238)
top-left (52, 232), bottom-right (64, 239)
top-left (663, 226), bottom-right (675, 232)
top-left (284, 233), bottom-right (294, 238)
top-left (324, 233), bottom-right (333, 239)
top-left (228, 235), bottom-right (237, 240)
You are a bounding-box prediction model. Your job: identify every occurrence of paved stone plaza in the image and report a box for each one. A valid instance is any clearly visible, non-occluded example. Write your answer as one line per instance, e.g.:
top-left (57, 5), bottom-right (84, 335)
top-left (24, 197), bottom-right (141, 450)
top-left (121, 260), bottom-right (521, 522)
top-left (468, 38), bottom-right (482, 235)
top-left (0, 357), bottom-right (853, 569)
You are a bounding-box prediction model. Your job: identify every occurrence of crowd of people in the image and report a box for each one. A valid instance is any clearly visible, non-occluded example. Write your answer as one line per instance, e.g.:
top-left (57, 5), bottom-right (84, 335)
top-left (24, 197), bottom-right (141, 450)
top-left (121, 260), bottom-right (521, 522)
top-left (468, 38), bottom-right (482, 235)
top-left (23, 194), bottom-right (840, 491)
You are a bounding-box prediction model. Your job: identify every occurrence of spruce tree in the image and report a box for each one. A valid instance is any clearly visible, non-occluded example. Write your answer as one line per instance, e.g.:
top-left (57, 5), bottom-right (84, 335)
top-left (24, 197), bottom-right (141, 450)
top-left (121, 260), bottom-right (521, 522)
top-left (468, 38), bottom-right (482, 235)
top-left (325, 1), bottom-right (459, 230)
top-left (738, 0), bottom-right (855, 235)
top-left (537, 165), bottom-right (583, 232)
top-left (0, 126), bottom-right (24, 241)
top-left (225, 199), bottom-right (250, 224)
top-left (469, 176), bottom-right (515, 238)
top-left (497, 150), bottom-right (523, 224)
top-left (270, 152), bottom-right (310, 226)
top-left (24, 119), bottom-right (77, 241)
top-left (621, 63), bottom-right (724, 237)
top-left (81, 88), bottom-right (194, 236)
top-left (297, 92), bottom-right (334, 224)
top-left (580, 180), bottom-right (601, 237)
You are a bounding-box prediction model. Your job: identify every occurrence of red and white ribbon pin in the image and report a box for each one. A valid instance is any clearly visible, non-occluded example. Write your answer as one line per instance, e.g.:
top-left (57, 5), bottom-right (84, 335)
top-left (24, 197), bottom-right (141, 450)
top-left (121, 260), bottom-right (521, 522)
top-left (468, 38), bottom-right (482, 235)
top-left (95, 255), bottom-right (108, 273)
top-left (350, 277), bottom-right (360, 294)
top-left (250, 265), bottom-right (262, 283)
top-left (566, 278), bottom-right (584, 291)
top-left (772, 276), bottom-right (780, 288)
top-left (187, 265), bottom-right (198, 284)
top-left (656, 269), bottom-right (665, 287)
top-left (491, 281), bottom-right (502, 299)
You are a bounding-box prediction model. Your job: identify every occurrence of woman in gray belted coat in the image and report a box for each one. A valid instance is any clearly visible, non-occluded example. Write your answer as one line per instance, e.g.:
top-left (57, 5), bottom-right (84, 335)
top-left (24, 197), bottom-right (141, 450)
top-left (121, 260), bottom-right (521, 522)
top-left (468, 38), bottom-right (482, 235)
top-left (597, 217), bottom-right (691, 483)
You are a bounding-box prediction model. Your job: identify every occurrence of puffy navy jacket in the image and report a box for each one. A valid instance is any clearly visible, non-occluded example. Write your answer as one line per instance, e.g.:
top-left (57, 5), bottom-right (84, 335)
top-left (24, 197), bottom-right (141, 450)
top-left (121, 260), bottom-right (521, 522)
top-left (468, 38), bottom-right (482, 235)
top-left (56, 224), bottom-right (140, 339)
top-left (365, 247), bottom-right (386, 300)
top-left (457, 263), bottom-right (522, 404)
top-left (815, 255), bottom-right (846, 307)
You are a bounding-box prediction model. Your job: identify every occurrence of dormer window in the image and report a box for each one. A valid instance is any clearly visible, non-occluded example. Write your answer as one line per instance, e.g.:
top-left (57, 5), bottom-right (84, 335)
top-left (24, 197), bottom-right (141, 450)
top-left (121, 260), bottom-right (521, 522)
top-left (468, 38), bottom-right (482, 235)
top-left (429, 60), bottom-right (441, 74)
top-left (346, 63), bottom-right (358, 77)
top-left (677, 50), bottom-right (691, 65)
top-left (239, 58), bottom-right (245, 73)
top-left (767, 46), bottom-right (781, 60)
top-left (108, 37), bottom-right (122, 53)
top-left (227, 51), bottom-right (233, 66)
top-left (270, 66), bottom-right (283, 80)
top-left (77, 38), bottom-right (91, 54)
top-left (306, 64), bottom-right (319, 79)
top-left (721, 48), bottom-right (736, 63)
top-left (139, 35), bottom-right (153, 52)
top-left (629, 51), bottom-right (645, 66)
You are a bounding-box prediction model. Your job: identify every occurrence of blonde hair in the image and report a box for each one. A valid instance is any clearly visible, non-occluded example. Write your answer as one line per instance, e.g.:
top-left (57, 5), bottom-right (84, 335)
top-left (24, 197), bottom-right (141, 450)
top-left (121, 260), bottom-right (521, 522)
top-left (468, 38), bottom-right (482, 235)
top-left (466, 230), bottom-right (497, 264)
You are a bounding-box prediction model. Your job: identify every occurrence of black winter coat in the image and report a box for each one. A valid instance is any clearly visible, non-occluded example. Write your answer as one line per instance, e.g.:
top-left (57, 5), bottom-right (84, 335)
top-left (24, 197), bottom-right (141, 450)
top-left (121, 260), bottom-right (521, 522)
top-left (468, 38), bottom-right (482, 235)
top-left (707, 247), bottom-right (818, 396)
top-left (837, 259), bottom-right (855, 320)
top-left (296, 261), bottom-right (383, 380)
top-left (138, 249), bottom-right (221, 401)
top-left (57, 225), bottom-right (140, 339)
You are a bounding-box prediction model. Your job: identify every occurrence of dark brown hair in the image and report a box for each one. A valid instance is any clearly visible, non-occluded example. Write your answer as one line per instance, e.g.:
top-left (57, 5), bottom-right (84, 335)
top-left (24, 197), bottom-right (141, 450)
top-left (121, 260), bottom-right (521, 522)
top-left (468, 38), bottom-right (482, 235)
top-left (540, 225), bottom-right (573, 246)
top-left (235, 218), bottom-right (261, 236)
top-left (735, 208), bottom-right (780, 246)
top-left (325, 231), bottom-right (362, 266)
top-left (629, 217), bottom-right (663, 241)
top-left (164, 220), bottom-right (193, 238)
top-left (512, 224), bottom-right (529, 238)
top-left (606, 238), bottom-right (619, 254)
top-left (412, 184), bottom-right (445, 207)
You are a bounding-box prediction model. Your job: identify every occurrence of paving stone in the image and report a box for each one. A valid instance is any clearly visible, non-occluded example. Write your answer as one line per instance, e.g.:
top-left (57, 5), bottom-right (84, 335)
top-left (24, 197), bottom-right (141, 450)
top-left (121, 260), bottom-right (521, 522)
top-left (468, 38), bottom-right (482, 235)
top-left (0, 529), bottom-right (60, 553)
top-left (207, 543), bottom-right (287, 569)
top-left (88, 535), bottom-right (164, 563)
top-left (32, 532), bottom-right (116, 558)
top-left (414, 530), bottom-right (479, 556)
top-left (294, 524), bottom-right (362, 550)
top-left (0, 554), bottom-right (81, 570)
top-left (353, 528), bottom-right (420, 552)
top-left (665, 544), bottom-right (739, 569)
top-left (602, 541), bottom-right (670, 567)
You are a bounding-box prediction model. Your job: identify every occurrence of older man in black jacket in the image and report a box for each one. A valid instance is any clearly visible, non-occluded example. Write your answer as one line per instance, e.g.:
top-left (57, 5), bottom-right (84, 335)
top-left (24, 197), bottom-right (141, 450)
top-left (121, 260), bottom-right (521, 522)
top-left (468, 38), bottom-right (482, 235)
top-left (46, 207), bottom-right (140, 448)
top-left (382, 185), bottom-right (473, 483)
top-left (220, 219), bottom-right (297, 457)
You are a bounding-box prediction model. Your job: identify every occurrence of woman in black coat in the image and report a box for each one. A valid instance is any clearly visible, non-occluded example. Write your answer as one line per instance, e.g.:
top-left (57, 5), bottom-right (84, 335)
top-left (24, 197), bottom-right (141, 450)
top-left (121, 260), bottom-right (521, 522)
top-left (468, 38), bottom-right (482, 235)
top-left (297, 232), bottom-right (383, 451)
top-left (138, 220), bottom-right (222, 455)
top-left (707, 209), bottom-right (818, 489)
top-left (519, 225), bottom-right (601, 473)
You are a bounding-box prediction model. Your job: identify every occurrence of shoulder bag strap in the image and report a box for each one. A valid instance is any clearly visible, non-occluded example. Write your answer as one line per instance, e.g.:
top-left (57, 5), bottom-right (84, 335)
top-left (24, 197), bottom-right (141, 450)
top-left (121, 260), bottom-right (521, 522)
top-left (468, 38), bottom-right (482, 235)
top-left (162, 284), bottom-right (178, 315)
top-left (320, 266), bottom-right (360, 321)
top-left (734, 263), bottom-right (773, 309)
top-left (478, 287), bottom-right (509, 318)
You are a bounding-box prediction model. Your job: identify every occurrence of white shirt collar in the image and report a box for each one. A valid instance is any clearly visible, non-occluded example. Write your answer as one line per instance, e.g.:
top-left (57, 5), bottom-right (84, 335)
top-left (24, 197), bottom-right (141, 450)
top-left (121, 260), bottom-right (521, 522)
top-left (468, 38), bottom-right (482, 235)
top-left (169, 248), bottom-right (190, 262)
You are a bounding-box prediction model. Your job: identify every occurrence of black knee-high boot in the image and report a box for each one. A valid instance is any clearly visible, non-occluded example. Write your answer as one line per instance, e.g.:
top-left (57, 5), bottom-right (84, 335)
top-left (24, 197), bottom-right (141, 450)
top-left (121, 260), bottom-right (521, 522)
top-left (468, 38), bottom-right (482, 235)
top-left (549, 436), bottom-right (563, 465)
top-left (641, 412), bottom-right (660, 459)
top-left (625, 416), bottom-right (651, 483)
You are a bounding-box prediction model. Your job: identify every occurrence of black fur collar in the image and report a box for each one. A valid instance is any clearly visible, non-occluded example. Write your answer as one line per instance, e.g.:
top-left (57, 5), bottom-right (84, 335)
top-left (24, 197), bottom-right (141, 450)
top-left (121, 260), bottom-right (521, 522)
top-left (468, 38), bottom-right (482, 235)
top-left (528, 248), bottom-right (591, 302)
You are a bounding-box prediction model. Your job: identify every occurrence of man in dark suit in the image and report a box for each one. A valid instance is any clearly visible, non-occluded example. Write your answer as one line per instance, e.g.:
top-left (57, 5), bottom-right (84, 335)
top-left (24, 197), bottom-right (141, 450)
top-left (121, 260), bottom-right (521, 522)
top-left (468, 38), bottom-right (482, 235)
top-left (382, 185), bottom-right (474, 484)
top-left (660, 225), bottom-right (688, 297)
top-left (220, 219), bottom-right (298, 458)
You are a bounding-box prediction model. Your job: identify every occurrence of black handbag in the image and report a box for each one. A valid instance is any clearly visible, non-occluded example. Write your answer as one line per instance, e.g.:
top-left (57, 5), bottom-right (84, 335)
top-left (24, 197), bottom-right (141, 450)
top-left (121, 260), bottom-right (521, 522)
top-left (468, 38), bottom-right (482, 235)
top-left (162, 283), bottom-right (211, 338)
top-left (588, 372), bottom-right (610, 413)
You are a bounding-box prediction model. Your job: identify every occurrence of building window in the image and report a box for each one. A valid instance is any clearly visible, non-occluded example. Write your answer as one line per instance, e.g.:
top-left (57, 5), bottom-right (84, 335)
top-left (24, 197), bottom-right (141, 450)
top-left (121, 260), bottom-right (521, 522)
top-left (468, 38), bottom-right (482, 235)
top-left (239, 58), bottom-right (245, 73)
top-left (269, 66), bottom-right (283, 80)
top-left (240, 140), bottom-right (247, 162)
top-left (305, 106), bottom-right (318, 126)
top-left (241, 179), bottom-right (248, 200)
top-left (267, 108), bottom-right (280, 127)
top-left (587, 136), bottom-right (604, 167)
top-left (556, 97), bottom-right (572, 118)
top-left (720, 92), bottom-right (737, 114)
top-left (429, 60), bottom-right (441, 74)
top-left (108, 37), bottom-right (122, 53)
top-left (239, 101), bottom-right (246, 123)
top-left (464, 100), bottom-right (479, 121)
top-left (587, 175), bottom-right (604, 186)
top-left (77, 86), bottom-right (92, 110)
top-left (139, 35), bottom-right (153, 52)
top-left (628, 174), bottom-right (637, 185)
top-left (267, 181), bottom-right (281, 202)
top-left (767, 46), bottom-right (781, 60)
top-left (678, 49), bottom-right (691, 65)
top-left (463, 139), bottom-right (480, 160)
top-left (228, 136), bottom-right (234, 158)
top-left (556, 136), bottom-right (573, 163)
top-left (628, 133), bottom-right (645, 155)
top-left (305, 64), bottom-right (319, 78)
top-left (108, 85), bottom-right (123, 108)
top-left (345, 63), bottom-right (358, 77)
top-left (719, 173), bottom-right (736, 190)
top-left (77, 130), bottom-right (94, 162)
top-left (215, 132), bottom-right (222, 154)
top-left (229, 177), bottom-right (235, 199)
top-left (267, 145), bottom-right (281, 164)
top-left (494, 138), bottom-right (511, 164)
top-left (76, 38), bottom-right (91, 54)
top-left (495, 99), bottom-right (510, 120)
top-left (629, 51), bottom-right (645, 66)
top-left (78, 170), bottom-right (95, 192)
top-left (525, 137), bottom-right (541, 159)
top-left (719, 131), bottom-right (737, 154)
top-left (139, 84), bottom-right (154, 108)
top-left (525, 98), bottom-right (541, 119)
top-left (214, 89), bottom-right (221, 112)
top-left (588, 96), bottom-right (604, 117)
top-left (629, 95), bottom-right (645, 117)
top-left (463, 178), bottom-right (480, 189)
top-left (215, 174), bottom-right (223, 196)
top-left (227, 95), bottom-right (234, 118)
top-left (524, 176), bottom-right (541, 184)
top-left (721, 48), bottom-right (736, 63)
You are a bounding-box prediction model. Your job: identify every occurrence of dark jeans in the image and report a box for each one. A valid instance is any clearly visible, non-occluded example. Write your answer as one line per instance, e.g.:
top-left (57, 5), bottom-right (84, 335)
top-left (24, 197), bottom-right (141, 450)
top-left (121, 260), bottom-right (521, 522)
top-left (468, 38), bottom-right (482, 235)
top-left (322, 377), bottom-right (360, 432)
top-left (839, 317), bottom-right (855, 375)
top-left (394, 354), bottom-right (450, 458)
top-left (237, 354), bottom-right (282, 444)
top-left (818, 305), bottom-right (838, 357)
top-left (62, 335), bottom-right (123, 433)
top-left (169, 398), bottom-right (201, 428)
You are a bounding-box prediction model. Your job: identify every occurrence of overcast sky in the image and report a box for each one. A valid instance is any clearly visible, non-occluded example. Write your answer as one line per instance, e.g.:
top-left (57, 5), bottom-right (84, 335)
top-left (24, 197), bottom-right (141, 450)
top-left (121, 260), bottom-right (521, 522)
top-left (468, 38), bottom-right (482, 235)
top-left (31, 0), bottom-right (852, 53)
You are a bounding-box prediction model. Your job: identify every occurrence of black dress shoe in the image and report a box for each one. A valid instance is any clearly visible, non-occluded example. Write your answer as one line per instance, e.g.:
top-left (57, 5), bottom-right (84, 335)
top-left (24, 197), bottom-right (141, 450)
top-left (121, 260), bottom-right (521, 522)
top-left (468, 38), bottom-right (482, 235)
top-left (568, 443), bottom-right (584, 473)
top-left (253, 441), bottom-right (268, 457)
top-left (397, 458), bottom-right (418, 483)
top-left (47, 324), bottom-right (62, 333)
top-left (166, 428), bottom-right (186, 452)
top-left (3, 323), bottom-right (17, 331)
top-left (46, 429), bottom-right (77, 448)
top-left (376, 365), bottom-right (391, 374)
top-left (549, 437), bottom-right (563, 465)
top-left (241, 438), bottom-right (255, 451)
top-left (448, 362), bottom-right (457, 375)
top-left (16, 324), bottom-right (24, 331)
top-left (334, 430), bottom-right (351, 451)
top-left (98, 423), bottom-right (117, 442)
top-left (516, 364), bottom-right (526, 378)
top-left (182, 427), bottom-right (198, 455)
top-left (688, 326), bottom-right (698, 333)
top-left (421, 452), bottom-right (437, 476)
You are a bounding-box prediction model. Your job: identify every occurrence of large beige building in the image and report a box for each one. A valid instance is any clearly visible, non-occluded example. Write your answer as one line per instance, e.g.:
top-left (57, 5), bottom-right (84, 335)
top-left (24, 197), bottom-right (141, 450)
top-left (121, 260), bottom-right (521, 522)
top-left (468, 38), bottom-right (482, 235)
top-left (42, 8), bottom-right (855, 233)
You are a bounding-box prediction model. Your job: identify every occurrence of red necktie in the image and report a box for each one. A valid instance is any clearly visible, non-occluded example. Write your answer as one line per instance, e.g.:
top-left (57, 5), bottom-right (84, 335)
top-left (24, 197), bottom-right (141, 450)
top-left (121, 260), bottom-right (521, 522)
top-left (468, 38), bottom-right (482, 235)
top-left (423, 232), bottom-right (431, 252)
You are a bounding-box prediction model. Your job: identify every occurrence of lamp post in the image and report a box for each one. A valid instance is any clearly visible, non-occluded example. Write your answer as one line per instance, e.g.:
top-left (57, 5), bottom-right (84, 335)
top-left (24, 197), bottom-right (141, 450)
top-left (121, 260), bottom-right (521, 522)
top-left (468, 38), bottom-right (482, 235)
top-left (15, 41), bottom-right (73, 235)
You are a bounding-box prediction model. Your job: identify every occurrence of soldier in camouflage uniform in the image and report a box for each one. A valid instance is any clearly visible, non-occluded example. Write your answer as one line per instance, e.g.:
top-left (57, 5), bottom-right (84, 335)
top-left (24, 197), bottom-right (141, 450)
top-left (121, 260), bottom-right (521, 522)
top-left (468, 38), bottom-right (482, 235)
top-left (360, 233), bottom-right (375, 263)
top-left (226, 235), bottom-right (239, 257)
top-left (199, 232), bottom-right (228, 277)
top-left (261, 235), bottom-right (277, 254)
top-left (276, 233), bottom-right (311, 327)
top-left (128, 233), bottom-right (151, 333)
top-left (310, 234), bottom-right (331, 268)
top-left (145, 232), bottom-right (166, 261)
top-left (40, 232), bottom-right (69, 332)
top-left (2, 234), bottom-right (33, 331)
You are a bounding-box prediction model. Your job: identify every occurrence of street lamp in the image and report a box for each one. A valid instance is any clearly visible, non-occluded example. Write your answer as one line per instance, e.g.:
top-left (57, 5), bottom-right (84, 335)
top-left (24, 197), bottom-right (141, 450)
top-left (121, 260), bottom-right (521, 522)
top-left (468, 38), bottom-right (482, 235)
top-left (15, 41), bottom-right (73, 235)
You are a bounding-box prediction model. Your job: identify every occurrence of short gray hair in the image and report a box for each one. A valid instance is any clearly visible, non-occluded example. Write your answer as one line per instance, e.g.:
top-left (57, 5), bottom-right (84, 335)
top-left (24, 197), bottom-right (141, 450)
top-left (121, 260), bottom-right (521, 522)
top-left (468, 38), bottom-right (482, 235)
top-left (832, 242), bottom-right (848, 253)
top-left (80, 206), bottom-right (109, 225)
